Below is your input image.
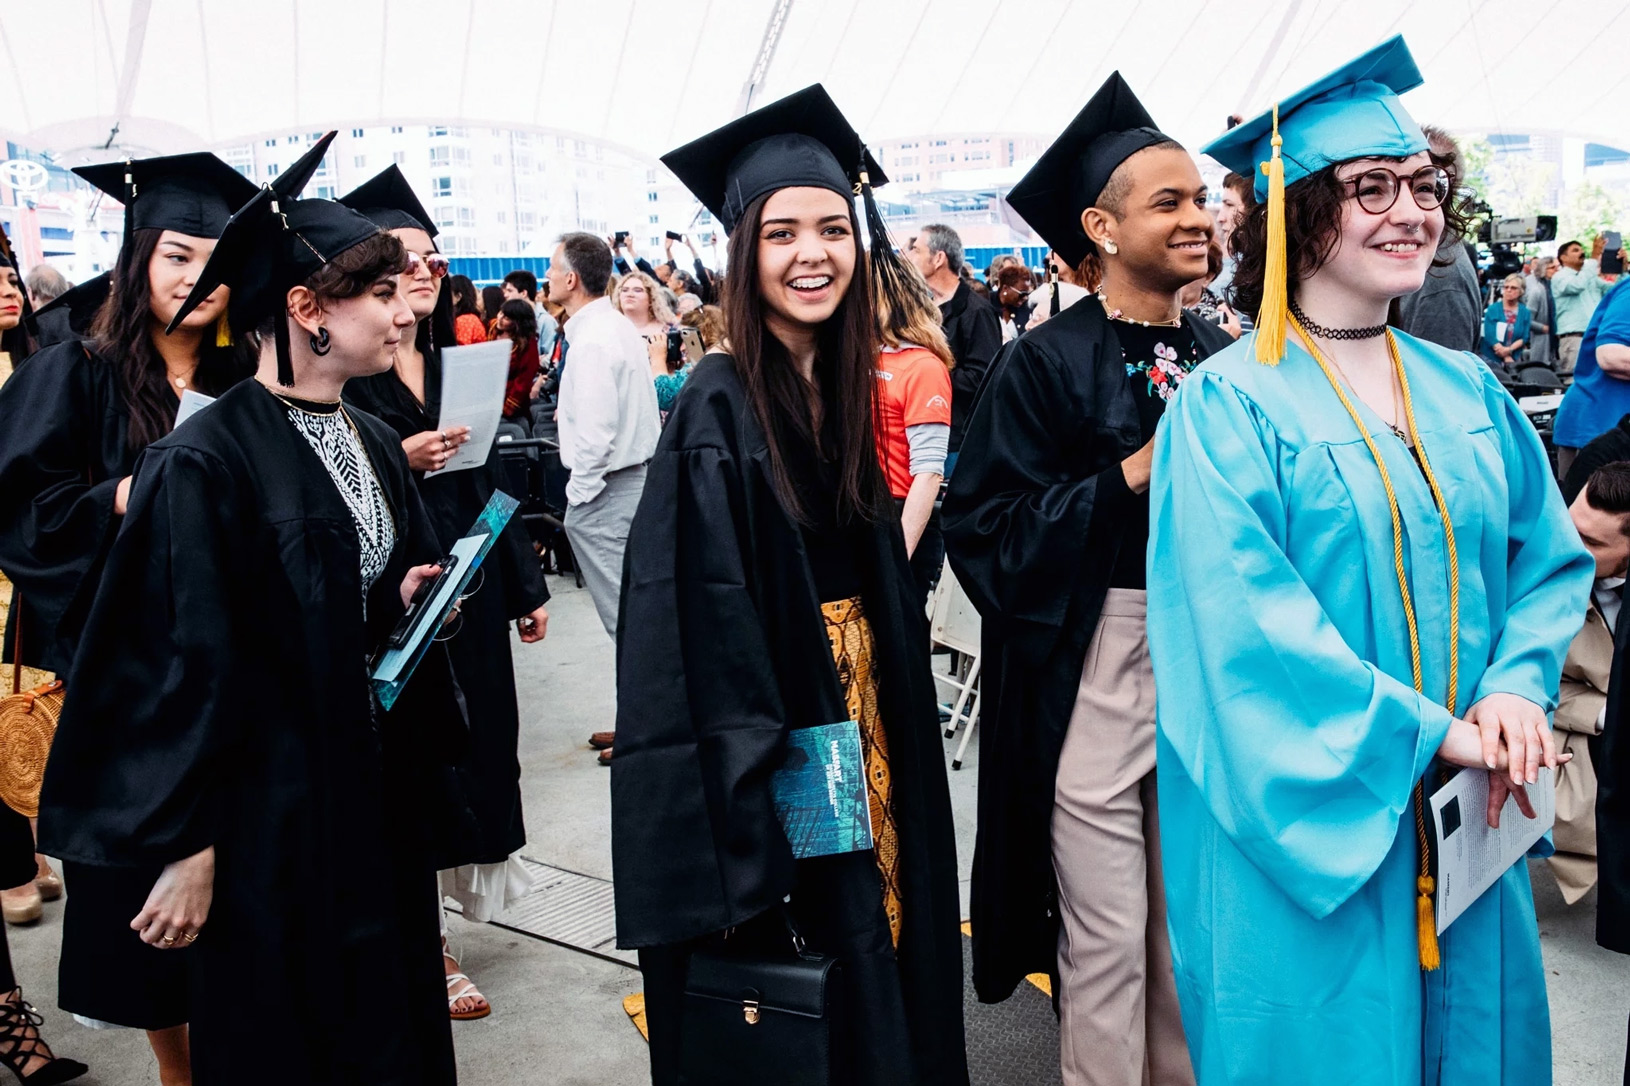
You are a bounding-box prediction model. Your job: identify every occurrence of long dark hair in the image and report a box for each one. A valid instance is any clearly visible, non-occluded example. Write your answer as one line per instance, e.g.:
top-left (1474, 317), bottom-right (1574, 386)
top-left (0, 261), bottom-right (34, 361)
top-left (415, 275), bottom-right (457, 359)
top-left (448, 274), bottom-right (480, 318)
top-left (1231, 157), bottom-right (1473, 320)
top-left (498, 298), bottom-right (537, 343)
top-left (90, 228), bottom-right (257, 450)
top-left (722, 191), bottom-right (886, 526)
top-left (481, 284), bottom-right (505, 322)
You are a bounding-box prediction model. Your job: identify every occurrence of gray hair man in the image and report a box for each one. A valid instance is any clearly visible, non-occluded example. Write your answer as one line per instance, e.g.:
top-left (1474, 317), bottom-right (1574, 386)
top-left (906, 223), bottom-right (1000, 454)
top-left (546, 231), bottom-right (661, 762)
top-left (1525, 256), bottom-right (1556, 365)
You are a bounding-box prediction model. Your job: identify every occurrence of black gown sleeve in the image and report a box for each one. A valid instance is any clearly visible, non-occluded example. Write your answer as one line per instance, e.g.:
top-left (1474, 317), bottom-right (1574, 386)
top-left (610, 442), bottom-right (796, 949)
top-left (0, 348), bottom-right (122, 661)
top-left (38, 445), bottom-right (246, 868)
top-left (942, 341), bottom-right (1131, 667)
top-left (693, 258), bottom-right (717, 306)
top-left (496, 512), bottom-right (549, 619)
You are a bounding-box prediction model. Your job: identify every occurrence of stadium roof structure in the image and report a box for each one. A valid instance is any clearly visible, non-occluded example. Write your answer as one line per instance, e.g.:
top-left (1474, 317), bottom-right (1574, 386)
top-left (1, 0), bottom-right (1625, 169)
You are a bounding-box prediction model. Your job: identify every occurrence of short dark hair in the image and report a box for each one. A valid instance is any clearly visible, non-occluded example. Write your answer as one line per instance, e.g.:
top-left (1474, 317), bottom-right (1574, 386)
top-left (1586, 462), bottom-right (1630, 527)
top-left (1558, 239), bottom-right (1583, 257)
top-left (555, 232), bottom-right (613, 296)
top-left (1096, 140), bottom-right (1185, 217)
top-left (503, 270), bottom-right (538, 300)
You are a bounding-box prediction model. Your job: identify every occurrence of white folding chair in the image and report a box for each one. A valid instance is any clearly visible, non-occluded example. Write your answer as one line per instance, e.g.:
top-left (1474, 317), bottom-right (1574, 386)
top-left (928, 563), bottom-right (982, 770)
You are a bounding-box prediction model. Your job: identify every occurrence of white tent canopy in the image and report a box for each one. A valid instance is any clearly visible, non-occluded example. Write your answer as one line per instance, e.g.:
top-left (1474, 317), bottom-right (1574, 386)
top-left (2, 0), bottom-right (1626, 167)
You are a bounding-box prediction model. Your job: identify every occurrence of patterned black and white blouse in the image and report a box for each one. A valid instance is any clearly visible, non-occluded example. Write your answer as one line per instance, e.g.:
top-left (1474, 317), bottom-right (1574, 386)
top-left (280, 398), bottom-right (396, 604)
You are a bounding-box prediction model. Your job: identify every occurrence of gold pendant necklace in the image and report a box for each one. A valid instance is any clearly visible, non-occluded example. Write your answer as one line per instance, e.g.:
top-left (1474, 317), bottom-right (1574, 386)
top-left (1096, 291), bottom-right (1182, 328)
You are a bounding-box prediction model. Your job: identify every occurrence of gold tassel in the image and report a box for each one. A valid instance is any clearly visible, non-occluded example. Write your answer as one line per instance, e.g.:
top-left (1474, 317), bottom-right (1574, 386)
top-left (1255, 104), bottom-right (1288, 366)
top-left (215, 312), bottom-right (233, 348)
top-left (1416, 875), bottom-right (1441, 970)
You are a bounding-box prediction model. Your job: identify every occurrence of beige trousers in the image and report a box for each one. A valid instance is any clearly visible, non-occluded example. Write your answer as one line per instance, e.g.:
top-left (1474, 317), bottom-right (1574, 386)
top-left (1051, 589), bottom-right (1194, 1086)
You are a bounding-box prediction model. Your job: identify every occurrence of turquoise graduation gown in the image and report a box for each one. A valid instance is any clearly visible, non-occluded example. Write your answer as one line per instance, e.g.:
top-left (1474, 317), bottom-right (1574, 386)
top-left (1147, 331), bottom-right (1593, 1085)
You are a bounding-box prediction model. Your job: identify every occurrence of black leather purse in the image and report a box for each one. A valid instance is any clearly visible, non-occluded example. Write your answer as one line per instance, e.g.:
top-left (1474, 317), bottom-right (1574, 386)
top-left (678, 913), bottom-right (845, 1086)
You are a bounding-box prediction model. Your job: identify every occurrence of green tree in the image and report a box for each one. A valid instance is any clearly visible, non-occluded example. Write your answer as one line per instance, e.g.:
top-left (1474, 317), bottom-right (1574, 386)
top-left (1559, 181), bottom-right (1628, 246)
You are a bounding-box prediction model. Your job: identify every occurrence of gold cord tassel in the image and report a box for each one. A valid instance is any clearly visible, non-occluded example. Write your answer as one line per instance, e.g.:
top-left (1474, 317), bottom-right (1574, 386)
top-left (1416, 875), bottom-right (1441, 970)
top-left (1255, 104), bottom-right (1288, 365)
top-left (215, 312), bottom-right (233, 348)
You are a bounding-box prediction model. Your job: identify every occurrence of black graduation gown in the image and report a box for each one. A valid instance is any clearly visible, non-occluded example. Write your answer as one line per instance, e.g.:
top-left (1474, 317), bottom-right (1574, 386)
top-left (940, 279), bottom-right (1002, 453)
top-left (37, 380), bottom-right (460, 1086)
top-left (0, 342), bottom-right (195, 1026)
top-left (0, 343), bottom-right (153, 676)
top-left (940, 300), bottom-right (1232, 1004)
top-left (346, 352), bottom-right (550, 870)
top-left (611, 356), bottom-right (967, 1086)
top-left (1598, 574), bottom-right (1630, 956)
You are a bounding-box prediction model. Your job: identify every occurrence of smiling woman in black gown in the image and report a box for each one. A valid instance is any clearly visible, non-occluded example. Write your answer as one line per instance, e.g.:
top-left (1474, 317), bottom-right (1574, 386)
top-left (37, 134), bottom-right (461, 1086)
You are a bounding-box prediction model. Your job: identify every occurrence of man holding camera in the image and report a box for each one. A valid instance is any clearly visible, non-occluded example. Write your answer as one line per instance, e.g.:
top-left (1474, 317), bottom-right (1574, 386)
top-left (1553, 249), bottom-right (1630, 479)
top-left (1554, 236), bottom-right (1614, 376)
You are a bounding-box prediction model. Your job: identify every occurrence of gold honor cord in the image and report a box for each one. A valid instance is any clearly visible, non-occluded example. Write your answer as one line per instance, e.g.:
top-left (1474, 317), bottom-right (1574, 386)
top-left (1292, 316), bottom-right (1461, 970)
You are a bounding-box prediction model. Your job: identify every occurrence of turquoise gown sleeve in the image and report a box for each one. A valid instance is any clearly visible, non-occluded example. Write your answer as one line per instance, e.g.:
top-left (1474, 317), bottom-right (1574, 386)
top-left (1471, 364), bottom-right (1591, 710)
top-left (1147, 370), bottom-right (1454, 919)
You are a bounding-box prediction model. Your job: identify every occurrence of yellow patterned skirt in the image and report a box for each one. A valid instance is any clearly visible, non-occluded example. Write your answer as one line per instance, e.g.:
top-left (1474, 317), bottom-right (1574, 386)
top-left (820, 597), bottom-right (902, 948)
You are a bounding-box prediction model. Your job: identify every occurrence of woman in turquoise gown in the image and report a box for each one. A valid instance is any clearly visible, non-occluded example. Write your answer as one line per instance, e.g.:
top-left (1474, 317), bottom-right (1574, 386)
top-left (1148, 37), bottom-right (1593, 1084)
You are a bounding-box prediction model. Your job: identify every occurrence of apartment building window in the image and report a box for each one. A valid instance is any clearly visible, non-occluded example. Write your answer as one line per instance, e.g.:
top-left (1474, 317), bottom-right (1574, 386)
top-left (457, 208), bottom-right (476, 228)
top-left (308, 133), bottom-right (321, 141)
top-left (556, 137), bottom-right (566, 152)
top-left (393, 151), bottom-right (406, 165)
top-left (267, 163), bottom-right (280, 177)
top-left (931, 139), bottom-right (948, 147)
top-left (646, 169), bottom-right (658, 184)
top-left (452, 147), bottom-right (471, 165)
top-left (649, 214), bottom-right (660, 224)
top-left (899, 141), bottom-right (917, 150)
top-left (264, 139), bottom-right (276, 148)
top-left (429, 126), bottom-right (448, 137)
top-left (450, 127), bottom-right (468, 138)
top-left (432, 177), bottom-right (454, 197)
top-left (493, 153), bottom-right (504, 166)
top-left (430, 147), bottom-right (450, 166)
top-left (351, 128), bottom-right (365, 138)
top-left (647, 191), bottom-right (658, 202)
top-left (314, 185), bottom-right (336, 200)
top-left (496, 211), bottom-right (508, 224)
top-left (433, 204), bottom-right (456, 229)
top-left (390, 126), bottom-right (404, 134)
top-left (286, 135), bottom-right (298, 144)
top-left (353, 155), bottom-right (367, 169)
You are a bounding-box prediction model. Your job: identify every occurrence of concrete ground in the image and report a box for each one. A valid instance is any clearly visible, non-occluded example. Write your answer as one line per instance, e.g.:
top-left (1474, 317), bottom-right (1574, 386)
top-left (8, 576), bottom-right (1629, 1084)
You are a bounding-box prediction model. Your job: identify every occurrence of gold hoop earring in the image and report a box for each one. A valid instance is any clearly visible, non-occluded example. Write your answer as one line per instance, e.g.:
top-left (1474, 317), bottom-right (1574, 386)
top-left (1102, 239), bottom-right (1119, 255)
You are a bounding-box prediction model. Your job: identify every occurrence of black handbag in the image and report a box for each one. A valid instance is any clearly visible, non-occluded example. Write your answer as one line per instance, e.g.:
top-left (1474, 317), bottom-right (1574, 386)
top-left (678, 913), bottom-right (845, 1086)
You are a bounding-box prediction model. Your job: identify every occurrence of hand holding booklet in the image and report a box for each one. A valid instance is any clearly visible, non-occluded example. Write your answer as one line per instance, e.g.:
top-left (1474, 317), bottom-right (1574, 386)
top-left (1430, 766), bottom-right (1555, 934)
top-left (426, 340), bottom-right (510, 477)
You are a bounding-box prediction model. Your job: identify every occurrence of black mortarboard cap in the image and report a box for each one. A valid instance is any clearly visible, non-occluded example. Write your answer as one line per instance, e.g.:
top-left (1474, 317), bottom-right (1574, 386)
top-left (74, 152), bottom-right (258, 247)
top-left (340, 165), bottom-right (438, 237)
top-left (25, 271), bottom-right (110, 342)
top-left (661, 84), bottom-right (886, 235)
top-left (1006, 72), bottom-right (1173, 266)
top-left (168, 133), bottom-right (387, 385)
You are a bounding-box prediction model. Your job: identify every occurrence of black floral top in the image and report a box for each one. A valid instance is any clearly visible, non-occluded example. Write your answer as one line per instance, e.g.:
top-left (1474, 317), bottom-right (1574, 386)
top-left (1109, 321), bottom-right (1201, 590)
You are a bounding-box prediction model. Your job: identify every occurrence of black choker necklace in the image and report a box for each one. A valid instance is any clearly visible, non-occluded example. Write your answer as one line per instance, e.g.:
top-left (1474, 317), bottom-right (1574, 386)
top-left (1289, 299), bottom-right (1388, 341)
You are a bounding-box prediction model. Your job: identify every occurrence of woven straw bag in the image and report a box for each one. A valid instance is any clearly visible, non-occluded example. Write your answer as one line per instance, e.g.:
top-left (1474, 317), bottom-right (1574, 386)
top-left (0, 594), bottom-right (64, 818)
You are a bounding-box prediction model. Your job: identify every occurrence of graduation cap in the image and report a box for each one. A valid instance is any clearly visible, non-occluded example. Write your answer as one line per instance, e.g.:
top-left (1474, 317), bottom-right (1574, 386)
top-left (663, 84), bottom-right (926, 348)
top-left (1005, 73), bottom-right (1173, 267)
top-left (25, 271), bottom-right (110, 343)
top-left (1201, 36), bottom-right (1427, 364)
top-left (339, 165), bottom-right (437, 237)
top-left (74, 152), bottom-right (259, 248)
top-left (662, 84), bottom-right (886, 236)
top-left (168, 132), bottom-right (390, 386)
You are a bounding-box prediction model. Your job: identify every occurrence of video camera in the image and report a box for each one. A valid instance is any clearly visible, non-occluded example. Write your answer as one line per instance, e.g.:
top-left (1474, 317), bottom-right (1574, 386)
top-left (1470, 198), bottom-right (1558, 287)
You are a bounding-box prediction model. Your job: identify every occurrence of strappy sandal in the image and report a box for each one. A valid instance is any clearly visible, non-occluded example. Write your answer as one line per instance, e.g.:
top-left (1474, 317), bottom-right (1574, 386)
top-left (442, 940), bottom-right (491, 1021)
top-left (0, 989), bottom-right (87, 1084)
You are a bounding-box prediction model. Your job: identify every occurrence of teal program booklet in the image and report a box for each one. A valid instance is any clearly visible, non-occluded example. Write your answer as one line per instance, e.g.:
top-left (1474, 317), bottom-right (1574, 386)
top-left (771, 720), bottom-right (875, 859)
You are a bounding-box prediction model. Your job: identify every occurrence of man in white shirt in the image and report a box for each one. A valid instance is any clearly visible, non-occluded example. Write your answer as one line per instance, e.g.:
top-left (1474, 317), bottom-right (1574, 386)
top-left (548, 232), bottom-right (660, 649)
top-left (1554, 461), bottom-right (1630, 899)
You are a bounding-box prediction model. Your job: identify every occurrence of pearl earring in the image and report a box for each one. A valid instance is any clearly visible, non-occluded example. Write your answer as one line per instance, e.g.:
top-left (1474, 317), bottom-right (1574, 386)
top-left (1103, 239), bottom-right (1119, 255)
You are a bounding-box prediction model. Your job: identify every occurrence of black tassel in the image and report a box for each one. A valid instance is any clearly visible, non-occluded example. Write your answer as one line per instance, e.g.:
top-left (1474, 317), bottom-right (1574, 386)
top-left (273, 315), bottom-right (294, 387)
top-left (1050, 264), bottom-right (1061, 318)
top-left (858, 160), bottom-right (924, 347)
top-left (121, 160), bottom-right (136, 254)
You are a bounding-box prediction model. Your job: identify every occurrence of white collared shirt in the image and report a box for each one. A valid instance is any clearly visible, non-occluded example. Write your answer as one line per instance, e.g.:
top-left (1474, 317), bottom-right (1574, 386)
top-left (556, 296), bottom-right (661, 506)
top-left (1595, 575), bottom-right (1624, 636)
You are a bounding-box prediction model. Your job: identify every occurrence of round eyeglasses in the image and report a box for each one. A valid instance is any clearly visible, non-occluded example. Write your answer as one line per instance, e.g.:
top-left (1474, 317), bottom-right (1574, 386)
top-left (1342, 166), bottom-right (1450, 215)
top-left (405, 251), bottom-right (450, 279)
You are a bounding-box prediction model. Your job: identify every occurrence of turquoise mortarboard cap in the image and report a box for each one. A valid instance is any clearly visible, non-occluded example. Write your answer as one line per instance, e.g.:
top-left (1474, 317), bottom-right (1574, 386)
top-left (1204, 35), bottom-right (1426, 200)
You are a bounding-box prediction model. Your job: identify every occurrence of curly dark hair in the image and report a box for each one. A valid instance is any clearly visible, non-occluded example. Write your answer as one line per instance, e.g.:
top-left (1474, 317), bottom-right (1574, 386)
top-left (1230, 156), bottom-right (1473, 320)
